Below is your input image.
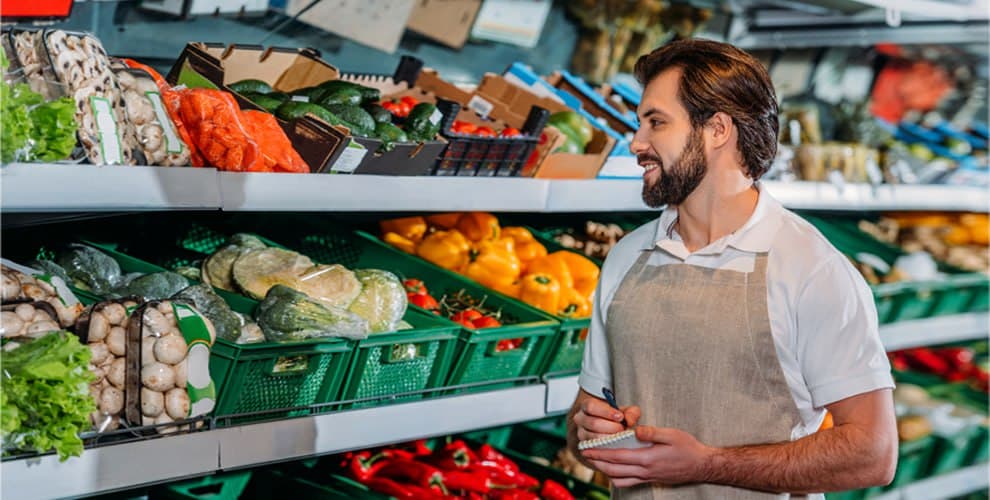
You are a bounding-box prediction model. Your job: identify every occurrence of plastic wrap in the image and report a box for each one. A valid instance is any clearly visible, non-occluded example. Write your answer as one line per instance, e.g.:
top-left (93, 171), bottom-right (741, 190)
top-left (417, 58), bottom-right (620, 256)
top-left (1, 259), bottom-right (84, 328)
top-left (172, 283), bottom-right (241, 343)
top-left (56, 244), bottom-right (123, 296)
top-left (238, 109), bottom-right (309, 173)
top-left (256, 284), bottom-right (369, 342)
top-left (347, 269), bottom-right (407, 333)
top-left (166, 87), bottom-right (261, 171)
top-left (111, 65), bottom-right (192, 167)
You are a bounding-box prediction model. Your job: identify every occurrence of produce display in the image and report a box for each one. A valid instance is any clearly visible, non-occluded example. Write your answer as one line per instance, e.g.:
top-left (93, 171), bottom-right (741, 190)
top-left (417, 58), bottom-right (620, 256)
top-left (1, 263), bottom-right (84, 328)
top-left (547, 111), bottom-right (594, 155)
top-left (890, 346), bottom-right (989, 392)
top-left (78, 299), bottom-right (140, 432)
top-left (381, 213), bottom-right (599, 318)
top-left (110, 65), bottom-right (191, 167)
top-left (550, 221), bottom-right (630, 261)
top-left (1, 50), bottom-right (77, 163)
top-left (858, 213), bottom-right (989, 274)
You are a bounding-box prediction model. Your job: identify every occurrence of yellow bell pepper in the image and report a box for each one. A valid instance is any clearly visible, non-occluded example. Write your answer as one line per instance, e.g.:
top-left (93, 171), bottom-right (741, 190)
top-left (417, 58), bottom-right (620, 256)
top-left (417, 230), bottom-right (471, 271)
top-left (383, 232), bottom-right (417, 254)
top-left (464, 238), bottom-right (521, 291)
top-left (558, 286), bottom-right (592, 318)
top-left (490, 279), bottom-right (522, 298)
top-left (502, 227), bottom-right (547, 268)
top-left (380, 216), bottom-right (428, 242)
top-left (525, 254), bottom-right (574, 290)
top-left (553, 251), bottom-right (600, 298)
top-left (519, 273), bottom-right (561, 314)
top-left (425, 213), bottom-right (463, 229)
top-left (456, 212), bottom-right (501, 242)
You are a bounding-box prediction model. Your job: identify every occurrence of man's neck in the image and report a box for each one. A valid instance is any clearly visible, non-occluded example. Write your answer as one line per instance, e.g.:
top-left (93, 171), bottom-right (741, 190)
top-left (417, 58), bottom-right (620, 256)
top-left (674, 172), bottom-right (759, 253)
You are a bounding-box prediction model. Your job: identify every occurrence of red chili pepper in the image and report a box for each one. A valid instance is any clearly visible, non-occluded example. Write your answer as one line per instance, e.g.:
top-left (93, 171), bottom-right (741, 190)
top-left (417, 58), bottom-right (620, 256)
top-left (429, 440), bottom-right (478, 470)
top-left (904, 348), bottom-right (951, 375)
top-left (477, 444), bottom-right (517, 472)
top-left (365, 477), bottom-right (444, 499)
top-left (540, 479), bottom-right (575, 500)
top-left (935, 347), bottom-right (975, 365)
top-left (442, 469), bottom-right (513, 493)
top-left (410, 293), bottom-right (440, 311)
top-left (471, 316), bottom-right (502, 329)
top-left (376, 459), bottom-right (448, 494)
top-left (499, 127), bottom-right (522, 138)
top-left (409, 439), bottom-right (433, 457)
top-left (472, 464), bottom-right (538, 490)
top-left (349, 451), bottom-right (391, 482)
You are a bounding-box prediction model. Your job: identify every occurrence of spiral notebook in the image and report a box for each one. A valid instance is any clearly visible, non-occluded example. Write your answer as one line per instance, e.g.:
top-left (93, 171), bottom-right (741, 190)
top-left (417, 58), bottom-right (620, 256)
top-left (578, 429), bottom-right (652, 451)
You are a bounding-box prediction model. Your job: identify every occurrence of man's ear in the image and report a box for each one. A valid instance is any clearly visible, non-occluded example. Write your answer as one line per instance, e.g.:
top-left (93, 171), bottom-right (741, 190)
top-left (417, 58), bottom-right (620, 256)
top-left (705, 112), bottom-right (734, 149)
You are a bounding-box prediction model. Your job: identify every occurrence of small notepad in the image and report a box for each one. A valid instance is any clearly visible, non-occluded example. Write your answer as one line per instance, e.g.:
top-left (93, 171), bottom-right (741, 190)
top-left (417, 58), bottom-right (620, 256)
top-left (578, 429), bottom-right (652, 450)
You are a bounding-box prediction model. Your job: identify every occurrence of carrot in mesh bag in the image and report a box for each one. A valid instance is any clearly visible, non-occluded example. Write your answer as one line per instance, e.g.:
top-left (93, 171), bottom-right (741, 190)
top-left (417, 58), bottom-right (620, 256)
top-left (170, 88), bottom-right (261, 171)
top-left (238, 109), bottom-right (309, 173)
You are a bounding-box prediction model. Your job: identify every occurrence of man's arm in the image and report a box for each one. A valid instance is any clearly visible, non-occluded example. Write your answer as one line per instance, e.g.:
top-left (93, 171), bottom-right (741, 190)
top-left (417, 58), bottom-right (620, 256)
top-left (582, 388), bottom-right (897, 493)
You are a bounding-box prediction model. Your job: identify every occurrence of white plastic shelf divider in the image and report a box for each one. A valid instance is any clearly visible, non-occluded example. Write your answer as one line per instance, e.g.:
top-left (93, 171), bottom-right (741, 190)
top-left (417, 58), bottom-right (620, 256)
top-left (218, 172), bottom-right (551, 212)
top-left (873, 462), bottom-right (989, 500)
top-left (217, 384), bottom-right (547, 470)
top-left (0, 164), bottom-right (222, 212)
top-left (546, 375), bottom-right (580, 414)
top-left (0, 431), bottom-right (221, 500)
top-left (879, 313), bottom-right (990, 351)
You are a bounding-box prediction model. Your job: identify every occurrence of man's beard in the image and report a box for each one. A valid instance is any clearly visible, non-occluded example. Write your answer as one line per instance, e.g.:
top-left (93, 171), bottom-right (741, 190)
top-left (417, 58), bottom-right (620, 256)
top-left (641, 128), bottom-right (707, 208)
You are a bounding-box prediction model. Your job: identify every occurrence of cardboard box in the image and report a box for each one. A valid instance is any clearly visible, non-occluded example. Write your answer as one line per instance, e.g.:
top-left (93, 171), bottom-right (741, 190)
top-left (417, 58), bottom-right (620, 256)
top-left (284, 0), bottom-right (415, 54)
top-left (406, 0), bottom-right (482, 49)
top-left (167, 43), bottom-right (348, 173)
top-left (475, 73), bottom-right (616, 178)
top-left (544, 72), bottom-right (637, 135)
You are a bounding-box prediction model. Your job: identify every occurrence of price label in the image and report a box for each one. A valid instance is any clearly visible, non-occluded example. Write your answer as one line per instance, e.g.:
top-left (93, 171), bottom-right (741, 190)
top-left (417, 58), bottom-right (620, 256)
top-left (90, 96), bottom-right (124, 164)
top-left (330, 140), bottom-right (368, 173)
top-left (467, 95), bottom-right (494, 118)
top-left (145, 92), bottom-right (184, 154)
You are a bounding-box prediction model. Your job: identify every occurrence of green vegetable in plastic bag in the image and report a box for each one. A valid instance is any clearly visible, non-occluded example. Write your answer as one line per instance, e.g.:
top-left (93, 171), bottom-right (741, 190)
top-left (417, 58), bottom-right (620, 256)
top-left (57, 245), bottom-right (122, 295)
top-left (173, 283), bottom-right (241, 342)
top-left (174, 266), bottom-right (202, 282)
top-left (28, 259), bottom-right (72, 286)
top-left (347, 269), bottom-right (407, 333)
top-left (256, 285), bottom-right (369, 342)
top-left (0, 51), bottom-right (77, 163)
top-left (113, 271), bottom-right (189, 300)
top-left (229, 233), bottom-right (268, 249)
top-left (1, 332), bottom-right (96, 461)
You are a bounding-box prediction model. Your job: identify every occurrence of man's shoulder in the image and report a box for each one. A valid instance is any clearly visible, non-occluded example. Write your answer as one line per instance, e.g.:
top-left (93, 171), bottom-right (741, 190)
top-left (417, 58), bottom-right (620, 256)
top-left (766, 208), bottom-right (851, 277)
top-left (598, 217), bottom-right (660, 281)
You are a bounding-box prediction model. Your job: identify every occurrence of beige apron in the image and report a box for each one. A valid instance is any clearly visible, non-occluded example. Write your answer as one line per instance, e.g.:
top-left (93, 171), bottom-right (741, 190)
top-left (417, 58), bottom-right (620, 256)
top-left (606, 251), bottom-right (803, 500)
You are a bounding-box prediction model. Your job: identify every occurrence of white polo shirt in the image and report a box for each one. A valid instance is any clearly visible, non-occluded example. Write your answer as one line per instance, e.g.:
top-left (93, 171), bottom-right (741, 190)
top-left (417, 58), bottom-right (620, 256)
top-left (579, 185), bottom-right (895, 440)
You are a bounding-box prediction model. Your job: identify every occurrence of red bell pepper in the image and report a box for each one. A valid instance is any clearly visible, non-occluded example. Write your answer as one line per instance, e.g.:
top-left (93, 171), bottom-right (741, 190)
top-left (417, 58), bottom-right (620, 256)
top-left (365, 476), bottom-right (444, 499)
top-left (540, 479), bottom-right (575, 500)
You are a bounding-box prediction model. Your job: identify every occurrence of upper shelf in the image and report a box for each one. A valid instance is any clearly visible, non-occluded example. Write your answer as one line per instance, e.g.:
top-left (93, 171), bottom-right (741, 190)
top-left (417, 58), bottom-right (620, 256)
top-left (1, 163), bottom-right (987, 213)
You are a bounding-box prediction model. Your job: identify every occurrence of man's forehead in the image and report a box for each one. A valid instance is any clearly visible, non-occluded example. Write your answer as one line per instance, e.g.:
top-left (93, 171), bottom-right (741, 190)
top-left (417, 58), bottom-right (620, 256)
top-left (637, 69), bottom-right (683, 118)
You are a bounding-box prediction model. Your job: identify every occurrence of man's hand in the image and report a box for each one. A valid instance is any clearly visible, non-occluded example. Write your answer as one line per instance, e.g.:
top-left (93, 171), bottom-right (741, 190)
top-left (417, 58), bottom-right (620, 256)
top-left (567, 389), bottom-right (641, 464)
top-left (582, 426), bottom-right (713, 488)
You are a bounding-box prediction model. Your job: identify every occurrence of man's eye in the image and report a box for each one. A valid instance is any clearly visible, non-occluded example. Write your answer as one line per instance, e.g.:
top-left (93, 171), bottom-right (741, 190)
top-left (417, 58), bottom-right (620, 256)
top-left (651, 119), bottom-right (663, 127)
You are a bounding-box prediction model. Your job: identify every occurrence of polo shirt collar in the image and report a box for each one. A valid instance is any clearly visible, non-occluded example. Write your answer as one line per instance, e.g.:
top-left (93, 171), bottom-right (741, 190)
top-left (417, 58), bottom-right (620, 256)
top-left (641, 183), bottom-right (783, 255)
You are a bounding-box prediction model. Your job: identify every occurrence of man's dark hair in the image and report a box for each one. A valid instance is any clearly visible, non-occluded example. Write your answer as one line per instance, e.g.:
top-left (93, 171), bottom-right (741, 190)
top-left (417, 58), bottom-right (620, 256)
top-left (634, 38), bottom-right (779, 180)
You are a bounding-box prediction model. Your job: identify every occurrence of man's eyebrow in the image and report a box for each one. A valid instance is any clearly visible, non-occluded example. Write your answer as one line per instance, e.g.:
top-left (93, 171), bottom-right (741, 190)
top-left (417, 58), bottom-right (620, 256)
top-left (639, 107), bottom-right (668, 120)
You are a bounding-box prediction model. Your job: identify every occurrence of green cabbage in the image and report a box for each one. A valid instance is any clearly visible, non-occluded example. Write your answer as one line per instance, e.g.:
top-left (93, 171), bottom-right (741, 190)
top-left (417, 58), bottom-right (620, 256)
top-left (257, 285), bottom-right (369, 342)
top-left (347, 269), bottom-right (407, 333)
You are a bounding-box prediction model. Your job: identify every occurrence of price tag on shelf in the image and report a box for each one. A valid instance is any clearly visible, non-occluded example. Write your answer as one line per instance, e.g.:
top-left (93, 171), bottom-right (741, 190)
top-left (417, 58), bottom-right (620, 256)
top-left (330, 140), bottom-right (368, 174)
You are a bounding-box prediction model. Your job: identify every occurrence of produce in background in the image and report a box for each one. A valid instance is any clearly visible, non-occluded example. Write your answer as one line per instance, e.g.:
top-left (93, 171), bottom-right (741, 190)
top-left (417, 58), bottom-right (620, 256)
top-left (77, 299), bottom-right (140, 432)
top-left (890, 347), bottom-right (989, 392)
top-left (547, 111), bottom-right (594, 155)
top-left (166, 87), bottom-right (261, 171)
top-left (550, 447), bottom-right (610, 490)
top-left (0, 50), bottom-right (77, 163)
top-left (859, 213), bottom-right (989, 274)
top-left (0, 302), bottom-right (65, 351)
top-left (338, 439), bottom-right (579, 499)
top-left (110, 65), bottom-right (192, 167)
top-left (256, 285), bottom-right (370, 342)
top-left (553, 221), bottom-right (628, 261)
top-left (1, 331), bottom-right (96, 461)
top-left (1, 263), bottom-right (84, 328)
top-left (380, 213), bottom-right (600, 319)
top-left (8, 29), bottom-right (58, 100)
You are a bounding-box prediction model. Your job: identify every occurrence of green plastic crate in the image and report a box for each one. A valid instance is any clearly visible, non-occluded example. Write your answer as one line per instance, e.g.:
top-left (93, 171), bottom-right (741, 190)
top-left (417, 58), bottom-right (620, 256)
top-left (964, 425), bottom-right (989, 466)
top-left (890, 435), bottom-right (938, 488)
top-left (243, 470), bottom-right (387, 500)
top-left (156, 472), bottom-right (252, 500)
top-left (929, 425), bottom-right (984, 476)
top-left (339, 308), bottom-right (459, 408)
top-left (802, 215), bottom-right (989, 324)
top-left (277, 229), bottom-right (560, 392)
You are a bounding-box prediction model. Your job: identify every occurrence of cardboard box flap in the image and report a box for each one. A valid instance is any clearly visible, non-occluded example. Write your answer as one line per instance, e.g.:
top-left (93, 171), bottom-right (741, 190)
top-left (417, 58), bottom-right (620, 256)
top-left (340, 55), bottom-right (423, 96)
top-left (194, 43), bottom-right (340, 92)
top-left (406, 0), bottom-right (482, 49)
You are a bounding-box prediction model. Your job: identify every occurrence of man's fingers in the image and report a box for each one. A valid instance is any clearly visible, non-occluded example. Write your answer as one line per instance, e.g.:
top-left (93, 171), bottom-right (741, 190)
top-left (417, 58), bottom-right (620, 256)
top-left (612, 477), bottom-right (648, 488)
top-left (635, 425), bottom-right (675, 444)
top-left (574, 413), bottom-right (627, 436)
top-left (622, 406), bottom-right (642, 427)
top-left (582, 397), bottom-right (625, 422)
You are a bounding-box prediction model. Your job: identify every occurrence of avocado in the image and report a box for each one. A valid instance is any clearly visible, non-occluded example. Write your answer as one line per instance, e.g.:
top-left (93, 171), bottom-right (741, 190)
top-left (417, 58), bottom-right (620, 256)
top-left (229, 79), bottom-right (273, 95)
top-left (318, 87), bottom-right (363, 107)
top-left (243, 92), bottom-right (287, 113)
top-left (404, 103), bottom-right (443, 142)
top-left (364, 103), bottom-right (392, 124)
top-left (324, 104), bottom-right (376, 137)
top-left (316, 80), bottom-right (381, 105)
top-left (288, 86), bottom-right (324, 103)
top-left (276, 101), bottom-right (344, 127)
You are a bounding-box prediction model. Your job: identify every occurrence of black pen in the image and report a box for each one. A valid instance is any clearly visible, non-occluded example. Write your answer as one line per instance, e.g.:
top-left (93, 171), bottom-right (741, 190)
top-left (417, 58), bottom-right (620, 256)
top-left (602, 387), bottom-right (628, 427)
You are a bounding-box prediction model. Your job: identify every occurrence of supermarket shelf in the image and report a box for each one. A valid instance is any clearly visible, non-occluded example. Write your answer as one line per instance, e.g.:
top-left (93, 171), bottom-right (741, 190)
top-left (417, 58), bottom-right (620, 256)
top-left (0, 431), bottom-right (221, 500)
top-left (218, 172), bottom-right (550, 212)
top-left (546, 375), bottom-right (580, 414)
top-left (218, 385), bottom-right (547, 469)
top-left (873, 462), bottom-right (989, 500)
top-left (880, 313), bottom-right (990, 351)
top-left (3, 164), bottom-right (987, 213)
top-left (0, 163), bottom-right (222, 212)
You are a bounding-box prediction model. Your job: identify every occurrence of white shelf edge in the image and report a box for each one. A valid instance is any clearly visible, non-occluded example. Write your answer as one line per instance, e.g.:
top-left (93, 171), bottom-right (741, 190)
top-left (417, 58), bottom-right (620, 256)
top-left (546, 375), bottom-right (580, 414)
top-left (217, 384), bottom-right (548, 470)
top-left (0, 163), bottom-right (222, 212)
top-left (880, 313), bottom-right (990, 351)
top-left (0, 431), bottom-right (221, 500)
top-left (872, 462), bottom-right (989, 500)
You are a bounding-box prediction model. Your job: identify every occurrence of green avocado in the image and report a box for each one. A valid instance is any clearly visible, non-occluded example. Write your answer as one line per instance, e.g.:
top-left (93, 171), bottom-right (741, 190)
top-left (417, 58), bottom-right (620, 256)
top-left (324, 104), bottom-right (376, 137)
top-left (317, 80), bottom-right (381, 105)
top-left (242, 92), bottom-right (287, 113)
top-left (276, 101), bottom-right (344, 127)
top-left (318, 87), bottom-right (364, 107)
top-left (229, 79), bottom-right (273, 94)
top-left (364, 103), bottom-right (392, 124)
top-left (404, 103), bottom-right (443, 142)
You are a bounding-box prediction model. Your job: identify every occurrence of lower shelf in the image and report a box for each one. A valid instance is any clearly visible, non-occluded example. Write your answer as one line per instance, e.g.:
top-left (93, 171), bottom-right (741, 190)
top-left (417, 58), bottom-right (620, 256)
top-left (872, 462), bottom-right (989, 500)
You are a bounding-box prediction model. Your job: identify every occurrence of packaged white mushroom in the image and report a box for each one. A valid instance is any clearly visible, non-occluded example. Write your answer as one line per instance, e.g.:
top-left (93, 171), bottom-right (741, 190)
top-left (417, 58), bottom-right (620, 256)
top-left (8, 28), bottom-right (60, 99)
top-left (110, 65), bottom-right (191, 167)
top-left (39, 29), bottom-right (139, 165)
top-left (125, 300), bottom-right (216, 433)
top-left (1, 260), bottom-right (85, 329)
top-left (0, 301), bottom-right (63, 351)
top-left (75, 298), bottom-right (142, 433)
